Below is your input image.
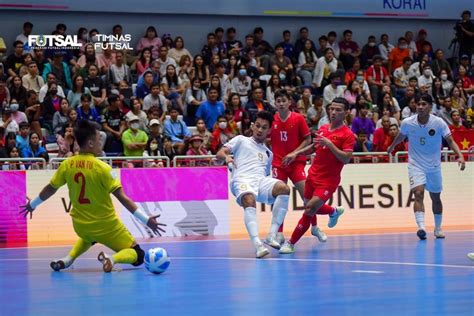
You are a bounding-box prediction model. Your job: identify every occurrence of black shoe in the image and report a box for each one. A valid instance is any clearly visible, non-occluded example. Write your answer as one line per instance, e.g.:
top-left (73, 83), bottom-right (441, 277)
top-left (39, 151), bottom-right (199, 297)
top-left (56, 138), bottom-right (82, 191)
top-left (50, 260), bottom-right (66, 271)
top-left (417, 229), bottom-right (427, 240)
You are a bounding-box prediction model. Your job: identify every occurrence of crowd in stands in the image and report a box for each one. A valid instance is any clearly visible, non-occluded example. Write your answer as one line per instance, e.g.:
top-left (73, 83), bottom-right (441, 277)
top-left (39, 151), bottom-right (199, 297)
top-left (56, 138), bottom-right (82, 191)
top-left (0, 13), bottom-right (473, 169)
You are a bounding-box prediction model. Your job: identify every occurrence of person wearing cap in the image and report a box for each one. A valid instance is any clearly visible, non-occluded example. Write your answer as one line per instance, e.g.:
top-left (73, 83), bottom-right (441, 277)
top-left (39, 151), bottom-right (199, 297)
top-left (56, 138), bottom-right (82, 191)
top-left (186, 134), bottom-right (209, 166)
top-left (122, 114), bottom-right (148, 157)
top-left (366, 54), bottom-right (391, 104)
top-left (456, 10), bottom-right (473, 62)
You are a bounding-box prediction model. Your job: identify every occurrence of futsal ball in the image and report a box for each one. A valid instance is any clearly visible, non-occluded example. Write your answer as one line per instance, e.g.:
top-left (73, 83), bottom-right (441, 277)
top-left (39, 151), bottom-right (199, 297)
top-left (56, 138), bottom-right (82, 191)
top-left (144, 247), bottom-right (171, 274)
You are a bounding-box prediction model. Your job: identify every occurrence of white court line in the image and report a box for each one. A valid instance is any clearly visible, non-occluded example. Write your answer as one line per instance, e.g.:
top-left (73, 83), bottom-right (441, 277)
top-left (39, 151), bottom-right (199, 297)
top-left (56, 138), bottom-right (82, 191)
top-left (352, 270), bottom-right (385, 274)
top-left (0, 256), bottom-right (473, 270)
top-left (0, 230), bottom-right (473, 251)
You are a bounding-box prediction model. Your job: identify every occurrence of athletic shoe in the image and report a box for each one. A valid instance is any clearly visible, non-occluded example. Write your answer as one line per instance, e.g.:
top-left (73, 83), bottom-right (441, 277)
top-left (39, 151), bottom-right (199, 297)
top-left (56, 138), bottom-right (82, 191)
top-left (417, 229), bottom-right (427, 240)
top-left (311, 226), bottom-right (328, 242)
top-left (276, 232), bottom-right (285, 246)
top-left (50, 260), bottom-right (66, 271)
top-left (434, 228), bottom-right (445, 239)
top-left (328, 206), bottom-right (344, 228)
top-left (97, 251), bottom-right (114, 273)
top-left (279, 241), bottom-right (295, 254)
top-left (264, 236), bottom-right (281, 250)
top-left (467, 253), bottom-right (474, 261)
top-left (256, 244), bottom-right (270, 259)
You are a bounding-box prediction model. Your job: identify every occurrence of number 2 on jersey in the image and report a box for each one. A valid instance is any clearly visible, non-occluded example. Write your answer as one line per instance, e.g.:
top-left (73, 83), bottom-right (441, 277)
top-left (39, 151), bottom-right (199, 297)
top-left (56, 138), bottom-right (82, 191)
top-left (280, 131), bottom-right (288, 142)
top-left (74, 172), bottom-right (91, 204)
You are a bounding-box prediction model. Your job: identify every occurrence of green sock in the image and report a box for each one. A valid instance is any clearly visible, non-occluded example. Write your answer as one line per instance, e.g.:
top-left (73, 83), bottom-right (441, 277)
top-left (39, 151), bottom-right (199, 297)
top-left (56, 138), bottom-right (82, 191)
top-left (68, 238), bottom-right (92, 259)
top-left (112, 249), bottom-right (138, 265)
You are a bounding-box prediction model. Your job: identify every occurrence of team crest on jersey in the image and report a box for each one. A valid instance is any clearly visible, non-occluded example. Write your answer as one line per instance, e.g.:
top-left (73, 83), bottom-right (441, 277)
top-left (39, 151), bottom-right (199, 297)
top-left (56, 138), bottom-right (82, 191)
top-left (428, 129), bottom-right (435, 136)
top-left (257, 153), bottom-right (264, 161)
top-left (240, 184), bottom-right (248, 190)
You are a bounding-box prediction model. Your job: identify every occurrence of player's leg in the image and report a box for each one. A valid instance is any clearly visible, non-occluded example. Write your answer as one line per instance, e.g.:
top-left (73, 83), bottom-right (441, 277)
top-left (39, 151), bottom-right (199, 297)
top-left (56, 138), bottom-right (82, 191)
top-left (50, 238), bottom-right (94, 271)
top-left (426, 169), bottom-right (444, 238)
top-left (408, 164), bottom-right (428, 240)
top-left (272, 166), bottom-right (288, 237)
top-left (263, 180), bottom-right (290, 249)
top-left (241, 192), bottom-right (269, 258)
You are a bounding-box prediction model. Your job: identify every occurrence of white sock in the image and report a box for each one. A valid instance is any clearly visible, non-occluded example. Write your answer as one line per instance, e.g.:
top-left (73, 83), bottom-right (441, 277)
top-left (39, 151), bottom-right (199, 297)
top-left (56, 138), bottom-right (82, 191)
top-left (270, 195), bottom-right (289, 238)
top-left (244, 207), bottom-right (261, 247)
top-left (60, 255), bottom-right (74, 268)
top-left (414, 211), bottom-right (425, 230)
top-left (434, 214), bottom-right (442, 230)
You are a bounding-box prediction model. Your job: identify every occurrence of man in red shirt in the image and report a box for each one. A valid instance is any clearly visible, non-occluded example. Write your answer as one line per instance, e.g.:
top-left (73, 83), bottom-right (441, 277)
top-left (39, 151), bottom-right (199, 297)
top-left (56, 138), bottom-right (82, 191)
top-left (268, 90), bottom-right (327, 248)
top-left (366, 55), bottom-right (391, 104)
top-left (373, 115), bottom-right (392, 152)
top-left (280, 98), bottom-right (355, 253)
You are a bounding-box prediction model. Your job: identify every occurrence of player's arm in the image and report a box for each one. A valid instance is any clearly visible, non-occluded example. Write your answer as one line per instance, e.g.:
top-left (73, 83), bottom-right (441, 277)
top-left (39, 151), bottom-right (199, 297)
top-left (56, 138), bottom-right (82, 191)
top-left (282, 134), bottom-right (312, 166)
top-left (112, 188), bottom-right (166, 236)
top-left (387, 131), bottom-right (407, 154)
top-left (444, 135), bottom-right (466, 171)
top-left (216, 146), bottom-right (234, 167)
top-left (20, 184), bottom-right (58, 219)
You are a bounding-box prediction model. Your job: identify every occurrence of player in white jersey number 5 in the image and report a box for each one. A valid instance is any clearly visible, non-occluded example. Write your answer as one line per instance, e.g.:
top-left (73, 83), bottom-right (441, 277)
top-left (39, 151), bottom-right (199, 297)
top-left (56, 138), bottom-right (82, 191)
top-left (217, 111), bottom-right (291, 258)
top-left (388, 94), bottom-right (465, 240)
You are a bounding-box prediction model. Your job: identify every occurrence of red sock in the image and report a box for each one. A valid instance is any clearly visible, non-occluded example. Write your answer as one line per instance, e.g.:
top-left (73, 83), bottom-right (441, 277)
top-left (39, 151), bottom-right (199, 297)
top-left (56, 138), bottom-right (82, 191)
top-left (289, 214), bottom-right (312, 244)
top-left (278, 222), bottom-right (284, 233)
top-left (318, 204), bottom-right (335, 215)
top-left (311, 215), bottom-right (317, 226)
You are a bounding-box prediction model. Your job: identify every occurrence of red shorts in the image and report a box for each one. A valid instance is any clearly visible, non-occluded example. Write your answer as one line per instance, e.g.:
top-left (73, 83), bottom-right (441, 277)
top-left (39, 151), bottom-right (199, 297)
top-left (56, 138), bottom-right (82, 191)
top-left (304, 177), bottom-right (338, 201)
top-left (272, 161), bottom-right (307, 184)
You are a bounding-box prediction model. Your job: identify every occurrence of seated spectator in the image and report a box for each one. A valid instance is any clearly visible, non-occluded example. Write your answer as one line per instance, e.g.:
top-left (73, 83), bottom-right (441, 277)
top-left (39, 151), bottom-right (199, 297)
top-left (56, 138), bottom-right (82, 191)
top-left (84, 64), bottom-right (107, 110)
top-left (143, 83), bottom-right (169, 119)
top-left (107, 51), bottom-right (132, 88)
top-left (161, 65), bottom-right (185, 113)
top-left (117, 80), bottom-right (134, 112)
top-left (76, 43), bottom-right (106, 74)
top-left (297, 39), bottom-right (318, 86)
top-left (143, 120), bottom-right (166, 167)
top-left (224, 109), bottom-right (239, 135)
top-left (122, 115), bottom-right (148, 157)
top-left (440, 69), bottom-right (454, 96)
top-left (16, 22), bottom-right (33, 54)
top-left (201, 33), bottom-right (221, 65)
top-left (157, 46), bottom-right (177, 77)
top-left (56, 122), bottom-right (79, 157)
top-left (21, 131), bottom-right (49, 162)
top-left (68, 75), bottom-right (92, 109)
top-left (195, 118), bottom-right (212, 150)
top-left (164, 108), bottom-right (191, 154)
top-left (375, 105), bottom-right (399, 129)
top-left (239, 111), bottom-right (253, 136)
top-left (2, 146), bottom-right (26, 171)
top-left (366, 55), bottom-right (391, 104)
top-left (339, 29), bottom-right (361, 70)
top-left (186, 135), bottom-right (209, 164)
top-left (41, 83), bottom-right (62, 131)
top-left (388, 123), bottom-right (407, 154)
top-left (136, 48), bottom-right (152, 77)
top-left (185, 78), bottom-right (207, 126)
top-left (101, 95), bottom-right (126, 152)
top-left (190, 55), bottom-right (210, 88)
top-left (9, 98), bottom-right (27, 126)
top-left (0, 77), bottom-right (11, 109)
top-left (388, 37), bottom-right (410, 74)
top-left (42, 52), bottom-right (72, 91)
top-left (245, 87), bottom-right (274, 121)
top-left (136, 26), bottom-right (162, 59)
top-left (225, 27), bottom-right (243, 58)
top-left (5, 41), bottom-right (24, 77)
top-left (353, 132), bottom-right (373, 152)
top-left (39, 72), bottom-right (65, 103)
top-left (136, 70), bottom-right (154, 103)
top-left (312, 48), bottom-right (338, 90)
top-left (225, 55), bottom-right (239, 80)
top-left (450, 85), bottom-right (467, 112)
top-left (296, 87), bottom-right (313, 116)
top-left (448, 110), bottom-right (468, 132)
top-left (431, 77), bottom-right (446, 105)
top-left (378, 34), bottom-right (394, 63)
top-left (77, 94), bottom-right (100, 124)
top-left (431, 49), bottom-right (452, 78)
top-left (351, 102), bottom-right (375, 138)
top-left (9, 76), bottom-right (27, 105)
top-left (52, 98), bottom-right (70, 135)
top-left (196, 87), bottom-right (225, 131)
top-left (125, 97), bottom-right (148, 131)
top-left (344, 58), bottom-right (363, 84)
top-left (401, 96), bottom-right (417, 120)
top-left (22, 61), bottom-right (44, 93)
top-left (168, 36), bottom-right (193, 64)
top-left (377, 92), bottom-right (401, 123)
top-left (393, 57), bottom-right (416, 97)
top-left (417, 64), bottom-right (435, 91)
top-left (323, 72), bottom-right (345, 106)
top-left (373, 116), bottom-right (392, 152)
top-left (0, 107), bottom-right (19, 134)
top-left (22, 91), bottom-right (42, 138)
top-left (360, 35), bottom-right (380, 68)
top-left (458, 65), bottom-right (474, 95)
top-left (209, 115), bottom-right (237, 154)
top-left (178, 55), bottom-right (192, 87)
top-left (266, 74), bottom-right (283, 107)
top-left (344, 80), bottom-right (362, 108)
top-left (270, 44), bottom-right (294, 85)
top-left (225, 93), bottom-right (242, 123)
top-left (434, 96), bottom-right (454, 125)
top-left (15, 122), bottom-right (30, 152)
top-left (306, 95), bottom-right (326, 132)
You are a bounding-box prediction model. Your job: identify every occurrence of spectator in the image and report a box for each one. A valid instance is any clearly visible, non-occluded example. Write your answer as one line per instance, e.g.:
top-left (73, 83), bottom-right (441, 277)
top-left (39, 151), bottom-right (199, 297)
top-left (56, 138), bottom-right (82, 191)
top-left (143, 82), bottom-right (169, 117)
top-left (122, 115), bottom-right (148, 157)
top-left (366, 55), bottom-right (391, 104)
top-left (0, 107), bottom-right (19, 134)
top-left (137, 70), bottom-right (156, 104)
top-left (136, 26), bottom-right (162, 59)
top-left (186, 135), bottom-right (209, 163)
top-left (306, 95), bottom-right (326, 132)
top-left (297, 40), bottom-right (318, 86)
top-left (201, 33), bottom-right (221, 65)
top-left (312, 48), bottom-right (339, 90)
top-left (231, 67), bottom-right (252, 105)
top-left (327, 31), bottom-right (340, 59)
top-left (195, 118), bottom-right (212, 150)
top-left (56, 122), bottom-right (79, 157)
top-left (185, 78), bottom-right (207, 126)
top-left (344, 58), bottom-right (363, 84)
top-left (294, 27), bottom-right (316, 57)
top-left (41, 83), bottom-right (63, 131)
top-left (388, 124), bottom-right (407, 153)
top-left (135, 48), bottom-right (152, 78)
top-left (431, 77), bottom-right (446, 105)
top-left (253, 27), bottom-right (274, 71)
top-left (190, 55), bottom-right (210, 88)
top-left (161, 64), bottom-right (185, 113)
top-left (0, 77), bottom-right (11, 108)
top-left (77, 94), bottom-right (100, 124)
top-left (164, 108), bottom-right (191, 154)
top-left (168, 36), bottom-right (193, 64)
top-left (388, 37), bottom-right (410, 74)
top-left (9, 98), bottom-right (27, 125)
top-left (22, 91), bottom-right (42, 137)
top-left (401, 96), bottom-right (417, 120)
top-left (373, 115), bottom-right (392, 152)
top-left (22, 61), bottom-right (45, 93)
top-left (143, 120), bottom-right (166, 167)
top-left (431, 49), bottom-right (452, 78)
top-left (353, 131), bottom-right (373, 152)
top-left (178, 55), bottom-right (193, 87)
top-left (277, 30), bottom-right (296, 62)
top-left (266, 74), bottom-right (282, 107)
top-left (161, 33), bottom-right (174, 50)
top-left (378, 90), bottom-right (401, 122)
top-left (208, 75), bottom-right (223, 101)
top-left (157, 46), bottom-right (177, 77)
top-left (435, 96), bottom-right (454, 125)
top-left (107, 51), bottom-right (132, 88)
top-left (18, 53), bottom-right (34, 78)
top-left (245, 87), bottom-right (274, 121)
top-left (339, 29), bottom-right (361, 70)
top-left (225, 27), bottom-right (243, 58)
top-left (21, 131), bottom-right (49, 162)
top-left (15, 122), bottom-right (29, 152)
top-left (360, 35), bottom-right (381, 68)
top-left (270, 44), bottom-right (294, 84)
top-left (16, 22), bottom-right (33, 54)
top-left (196, 87), bottom-right (225, 131)
top-left (5, 41), bottom-right (24, 77)
top-left (239, 110), bottom-right (253, 136)
top-left (76, 43), bottom-right (106, 74)
top-left (214, 63), bottom-right (231, 102)
top-left (52, 98), bottom-right (70, 135)
top-left (125, 97), bottom-right (148, 131)
top-left (450, 86), bottom-right (466, 112)
top-left (393, 57), bottom-right (416, 96)
top-left (101, 94), bottom-right (126, 152)
top-left (42, 52), bottom-right (72, 91)
top-left (224, 108), bottom-right (239, 135)
top-left (376, 104), bottom-right (399, 129)
top-left (67, 75), bottom-right (92, 109)
top-left (448, 109), bottom-right (468, 132)
top-left (351, 102), bottom-right (375, 138)
top-left (38, 72), bottom-right (66, 103)
top-left (415, 29), bottom-right (433, 54)
top-left (440, 69), bottom-right (454, 96)
top-left (378, 34), bottom-right (394, 63)
top-left (317, 35), bottom-right (330, 57)
top-left (344, 80), bottom-right (362, 108)
top-left (296, 87), bottom-right (313, 115)
top-left (404, 31), bottom-right (418, 59)
top-left (458, 65), bottom-right (474, 95)
top-left (2, 146), bottom-right (25, 170)
top-left (84, 64), bottom-right (107, 110)
top-left (9, 75), bottom-right (27, 105)
top-left (323, 72), bottom-right (345, 106)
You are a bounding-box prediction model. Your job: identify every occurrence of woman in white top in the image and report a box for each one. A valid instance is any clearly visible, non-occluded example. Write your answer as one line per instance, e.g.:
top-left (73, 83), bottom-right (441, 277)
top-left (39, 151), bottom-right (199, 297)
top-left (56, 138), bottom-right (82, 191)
top-left (297, 40), bottom-right (318, 86)
top-left (168, 36), bottom-right (193, 64)
top-left (312, 48), bottom-right (338, 89)
top-left (125, 97), bottom-right (148, 131)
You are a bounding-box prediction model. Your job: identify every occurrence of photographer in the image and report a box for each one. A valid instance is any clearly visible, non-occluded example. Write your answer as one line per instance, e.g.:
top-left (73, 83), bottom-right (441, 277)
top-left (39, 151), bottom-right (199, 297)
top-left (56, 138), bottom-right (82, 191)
top-left (455, 10), bottom-right (474, 62)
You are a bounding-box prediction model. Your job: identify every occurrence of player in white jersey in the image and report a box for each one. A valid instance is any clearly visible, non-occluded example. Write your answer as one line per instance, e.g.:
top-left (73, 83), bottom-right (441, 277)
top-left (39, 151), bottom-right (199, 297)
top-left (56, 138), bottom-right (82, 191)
top-left (216, 111), bottom-right (291, 258)
top-left (388, 94), bottom-right (465, 240)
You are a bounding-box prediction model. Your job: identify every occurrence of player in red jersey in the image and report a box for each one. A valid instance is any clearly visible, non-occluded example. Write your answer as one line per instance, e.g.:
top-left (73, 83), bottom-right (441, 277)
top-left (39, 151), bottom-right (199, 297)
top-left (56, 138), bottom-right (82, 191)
top-left (266, 89), bottom-right (327, 249)
top-left (279, 97), bottom-right (355, 253)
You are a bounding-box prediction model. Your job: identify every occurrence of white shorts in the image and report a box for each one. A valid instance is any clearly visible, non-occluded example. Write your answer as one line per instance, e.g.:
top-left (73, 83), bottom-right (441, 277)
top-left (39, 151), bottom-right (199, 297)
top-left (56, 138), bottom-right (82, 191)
top-left (231, 177), bottom-right (280, 206)
top-left (408, 164), bottom-right (442, 193)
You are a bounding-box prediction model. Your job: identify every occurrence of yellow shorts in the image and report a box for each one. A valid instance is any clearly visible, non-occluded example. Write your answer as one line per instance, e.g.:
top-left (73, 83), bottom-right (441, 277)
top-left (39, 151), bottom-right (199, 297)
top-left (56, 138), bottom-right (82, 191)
top-left (73, 219), bottom-right (136, 252)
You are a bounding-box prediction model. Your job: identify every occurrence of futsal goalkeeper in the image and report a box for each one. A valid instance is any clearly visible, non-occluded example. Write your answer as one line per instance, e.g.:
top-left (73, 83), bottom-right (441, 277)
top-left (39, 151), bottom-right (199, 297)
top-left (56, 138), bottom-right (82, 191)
top-left (20, 120), bottom-right (166, 273)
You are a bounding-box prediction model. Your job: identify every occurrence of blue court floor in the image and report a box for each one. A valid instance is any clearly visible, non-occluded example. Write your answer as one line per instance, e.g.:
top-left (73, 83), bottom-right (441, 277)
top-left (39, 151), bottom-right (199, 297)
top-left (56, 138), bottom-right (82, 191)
top-left (1, 231), bottom-right (473, 316)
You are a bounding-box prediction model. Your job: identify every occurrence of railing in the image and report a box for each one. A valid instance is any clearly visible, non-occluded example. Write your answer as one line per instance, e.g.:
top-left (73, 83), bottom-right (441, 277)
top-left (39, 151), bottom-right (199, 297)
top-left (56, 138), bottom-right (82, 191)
top-left (49, 156), bottom-right (171, 169)
top-left (172, 155), bottom-right (220, 167)
top-left (394, 150), bottom-right (474, 163)
top-left (351, 152), bottom-right (392, 163)
top-left (0, 157), bottom-right (47, 170)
